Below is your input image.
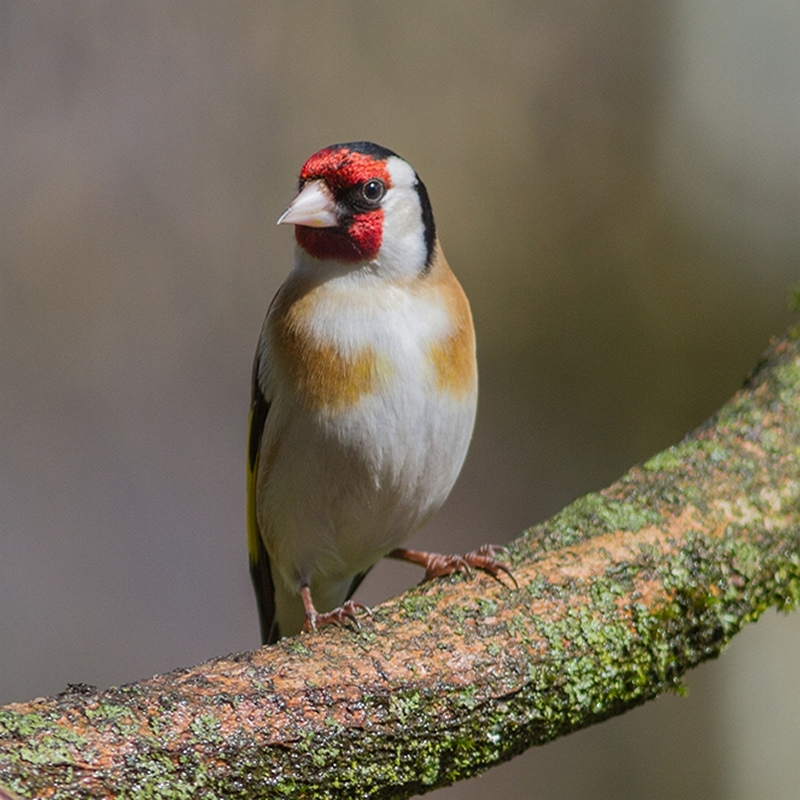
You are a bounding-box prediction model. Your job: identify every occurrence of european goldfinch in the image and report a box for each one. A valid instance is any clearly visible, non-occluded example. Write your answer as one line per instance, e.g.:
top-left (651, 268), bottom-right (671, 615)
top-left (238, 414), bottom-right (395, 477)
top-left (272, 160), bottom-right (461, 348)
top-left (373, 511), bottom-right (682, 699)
top-left (248, 142), bottom-right (509, 644)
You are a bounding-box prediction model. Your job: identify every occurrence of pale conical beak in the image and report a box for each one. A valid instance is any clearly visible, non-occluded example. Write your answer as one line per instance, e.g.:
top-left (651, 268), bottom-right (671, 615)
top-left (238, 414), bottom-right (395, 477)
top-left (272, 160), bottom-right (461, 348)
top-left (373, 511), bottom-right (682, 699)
top-left (277, 180), bottom-right (338, 228)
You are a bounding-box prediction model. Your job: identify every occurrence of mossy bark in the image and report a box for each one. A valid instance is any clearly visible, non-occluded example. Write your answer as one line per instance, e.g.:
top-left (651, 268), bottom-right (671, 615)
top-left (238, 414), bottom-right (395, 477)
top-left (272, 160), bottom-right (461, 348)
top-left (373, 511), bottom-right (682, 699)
top-left (1, 331), bottom-right (799, 799)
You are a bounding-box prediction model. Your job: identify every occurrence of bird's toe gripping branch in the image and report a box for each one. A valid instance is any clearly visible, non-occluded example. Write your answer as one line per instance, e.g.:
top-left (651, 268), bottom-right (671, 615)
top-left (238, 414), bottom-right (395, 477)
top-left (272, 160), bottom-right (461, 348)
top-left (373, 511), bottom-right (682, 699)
top-left (388, 544), bottom-right (518, 587)
top-left (300, 586), bottom-right (372, 634)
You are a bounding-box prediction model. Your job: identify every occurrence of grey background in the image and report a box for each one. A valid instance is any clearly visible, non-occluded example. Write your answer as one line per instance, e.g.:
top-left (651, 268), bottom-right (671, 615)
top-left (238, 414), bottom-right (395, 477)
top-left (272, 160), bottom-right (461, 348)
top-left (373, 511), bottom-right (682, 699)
top-left (1, 3), bottom-right (799, 798)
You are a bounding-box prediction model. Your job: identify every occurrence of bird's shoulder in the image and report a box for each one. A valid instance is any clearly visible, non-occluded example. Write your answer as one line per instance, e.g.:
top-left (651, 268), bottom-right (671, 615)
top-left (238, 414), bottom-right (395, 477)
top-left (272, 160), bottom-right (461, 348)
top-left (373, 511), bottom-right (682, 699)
top-left (415, 243), bottom-right (477, 397)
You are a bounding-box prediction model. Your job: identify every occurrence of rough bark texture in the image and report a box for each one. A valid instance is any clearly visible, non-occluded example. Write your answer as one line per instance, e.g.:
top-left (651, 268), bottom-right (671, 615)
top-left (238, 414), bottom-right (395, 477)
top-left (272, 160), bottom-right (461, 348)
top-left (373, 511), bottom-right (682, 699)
top-left (2, 331), bottom-right (800, 799)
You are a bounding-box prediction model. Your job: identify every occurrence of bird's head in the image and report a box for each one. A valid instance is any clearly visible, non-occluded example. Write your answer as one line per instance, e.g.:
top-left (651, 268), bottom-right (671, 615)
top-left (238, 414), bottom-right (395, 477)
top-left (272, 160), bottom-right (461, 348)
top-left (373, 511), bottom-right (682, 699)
top-left (278, 142), bottom-right (436, 276)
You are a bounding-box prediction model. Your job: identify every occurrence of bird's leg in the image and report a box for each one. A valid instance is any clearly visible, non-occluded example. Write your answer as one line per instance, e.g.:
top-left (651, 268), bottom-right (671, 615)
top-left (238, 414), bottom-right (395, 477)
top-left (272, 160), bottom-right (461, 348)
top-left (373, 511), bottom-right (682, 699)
top-left (300, 585), bottom-right (371, 633)
top-left (388, 544), bottom-right (517, 587)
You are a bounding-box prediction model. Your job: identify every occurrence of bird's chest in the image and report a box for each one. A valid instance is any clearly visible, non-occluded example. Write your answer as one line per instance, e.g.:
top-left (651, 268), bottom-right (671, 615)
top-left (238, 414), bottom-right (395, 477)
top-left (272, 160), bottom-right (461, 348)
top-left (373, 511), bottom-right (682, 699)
top-left (269, 284), bottom-right (469, 421)
top-left (264, 283), bottom-right (476, 494)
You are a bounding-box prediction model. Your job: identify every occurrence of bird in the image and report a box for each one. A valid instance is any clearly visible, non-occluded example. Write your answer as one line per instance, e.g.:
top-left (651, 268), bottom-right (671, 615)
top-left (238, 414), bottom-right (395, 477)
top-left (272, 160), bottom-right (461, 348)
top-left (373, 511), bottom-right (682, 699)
top-left (247, 141), bottom-right (510, 644)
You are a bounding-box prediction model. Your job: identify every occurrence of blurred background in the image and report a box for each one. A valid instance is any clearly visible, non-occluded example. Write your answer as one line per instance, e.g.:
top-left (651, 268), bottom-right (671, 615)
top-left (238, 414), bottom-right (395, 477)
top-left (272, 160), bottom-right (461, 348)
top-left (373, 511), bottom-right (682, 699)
top-left (1, 2), bottom-right (799, 798)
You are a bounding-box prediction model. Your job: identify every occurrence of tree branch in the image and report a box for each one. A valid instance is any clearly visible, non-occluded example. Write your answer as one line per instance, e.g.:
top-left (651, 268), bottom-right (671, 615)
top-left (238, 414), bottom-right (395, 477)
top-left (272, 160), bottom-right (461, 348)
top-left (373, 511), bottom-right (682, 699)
top-left (2, 331), bottom-right (800, 800)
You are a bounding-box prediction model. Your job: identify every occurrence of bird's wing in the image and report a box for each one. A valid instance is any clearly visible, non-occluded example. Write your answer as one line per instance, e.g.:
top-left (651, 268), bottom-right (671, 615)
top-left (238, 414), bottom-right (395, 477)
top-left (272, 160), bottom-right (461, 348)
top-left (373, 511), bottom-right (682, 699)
top-left (247, 346), bottom-right (279, 645)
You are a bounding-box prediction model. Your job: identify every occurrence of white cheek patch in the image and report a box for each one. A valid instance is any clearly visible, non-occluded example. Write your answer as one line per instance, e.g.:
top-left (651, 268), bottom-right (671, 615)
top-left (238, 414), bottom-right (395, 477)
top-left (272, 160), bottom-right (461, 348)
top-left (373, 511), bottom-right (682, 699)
top-left (378, 157), bottom-right (428, 278)
top-left (385, 156), bottom-right (418, 191)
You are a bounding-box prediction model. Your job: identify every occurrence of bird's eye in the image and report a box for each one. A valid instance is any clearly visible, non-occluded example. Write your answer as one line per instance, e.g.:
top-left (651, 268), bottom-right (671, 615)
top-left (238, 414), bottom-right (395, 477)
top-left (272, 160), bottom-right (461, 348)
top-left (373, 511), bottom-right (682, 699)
top-left (361, 179), bottom-right (385, 204)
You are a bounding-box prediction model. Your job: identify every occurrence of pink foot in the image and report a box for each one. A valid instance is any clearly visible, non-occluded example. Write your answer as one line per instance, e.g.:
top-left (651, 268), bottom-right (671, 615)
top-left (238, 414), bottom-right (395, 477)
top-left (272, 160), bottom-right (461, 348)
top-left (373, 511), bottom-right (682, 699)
top-left (300, 586), bottom-right (371, 633)
top-left (388, 544), bottom-right (517, 587)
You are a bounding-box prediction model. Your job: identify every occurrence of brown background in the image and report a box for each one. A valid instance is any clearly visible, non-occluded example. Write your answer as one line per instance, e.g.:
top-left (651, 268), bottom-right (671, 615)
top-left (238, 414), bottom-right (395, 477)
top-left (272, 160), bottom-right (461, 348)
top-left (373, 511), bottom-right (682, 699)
top-left (2, 3), bottom-right (799, 798)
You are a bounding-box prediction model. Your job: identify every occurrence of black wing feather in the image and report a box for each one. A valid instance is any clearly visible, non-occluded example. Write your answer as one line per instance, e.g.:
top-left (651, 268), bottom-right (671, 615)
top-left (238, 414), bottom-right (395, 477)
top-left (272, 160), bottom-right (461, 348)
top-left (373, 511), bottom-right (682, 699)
top-left (248, 348), bottom-right (280, 644)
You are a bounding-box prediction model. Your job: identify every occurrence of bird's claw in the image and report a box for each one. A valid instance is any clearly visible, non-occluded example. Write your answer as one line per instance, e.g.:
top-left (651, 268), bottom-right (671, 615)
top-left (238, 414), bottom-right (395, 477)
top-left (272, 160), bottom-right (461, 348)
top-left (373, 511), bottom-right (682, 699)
top-left (389, 545), bottom-right (517, 588)
top-left (460, 544), bottom-right (518, 588)
top-left (302, 600), bottom-right (371, 634)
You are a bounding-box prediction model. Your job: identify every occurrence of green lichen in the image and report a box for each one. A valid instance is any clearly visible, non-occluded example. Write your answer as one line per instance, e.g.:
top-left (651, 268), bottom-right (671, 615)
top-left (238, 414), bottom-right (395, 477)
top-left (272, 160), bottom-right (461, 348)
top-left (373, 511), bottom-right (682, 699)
top-left (387, 691), bottom-right (423, 726)
top-left (189, 714), bottom-right (221, 743)
top-left (285, 639), bottom-right (311, 656)
top-left (398, 593), bottom-right (437, 620)
top-left (0, 709), bottom-right (88, 767)
top-left (642, 447), bottom-right (683, 473)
